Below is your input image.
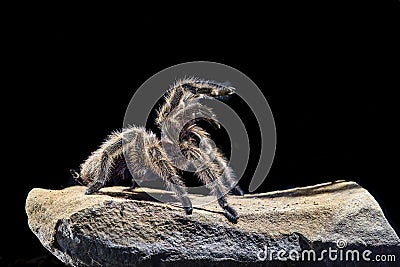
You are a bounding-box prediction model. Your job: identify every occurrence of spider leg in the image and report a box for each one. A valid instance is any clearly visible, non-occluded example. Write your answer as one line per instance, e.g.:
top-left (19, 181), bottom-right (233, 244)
top-left (145, 138), bottom-right (192, 215)
top-left (85, 132), bottom-right (124, 194)
top-left (229, 185), bottom-right (245, 196)
top-left (156, 78), bottom-right (235, 128)
top-left (198, 160), bottom-right (239, 223)
top-left (180, 80), bottom-right (235, 97)
top-left (181, 125), bottom-right (244, 197)
top-left (184, 143), bottom-right (239, 223)
top-left (82, 127), bottom-right (145, 194)
top-left (121, 168), bottom-right (138, 190)
top-left (213, 148), bottom-right (245, 196)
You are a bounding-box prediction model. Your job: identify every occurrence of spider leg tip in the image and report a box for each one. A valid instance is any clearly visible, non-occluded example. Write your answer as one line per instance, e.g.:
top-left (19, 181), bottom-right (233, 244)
top-left (184, 207), bottom-right (193, 215)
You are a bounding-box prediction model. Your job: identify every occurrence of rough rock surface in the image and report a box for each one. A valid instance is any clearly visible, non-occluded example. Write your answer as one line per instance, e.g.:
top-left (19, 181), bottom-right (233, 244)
top-left (26, 181), bottom-right (399, 266)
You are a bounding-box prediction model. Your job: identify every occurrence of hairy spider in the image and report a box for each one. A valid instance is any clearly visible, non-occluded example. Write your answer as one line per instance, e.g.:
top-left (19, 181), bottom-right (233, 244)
top-left (76, 78), bottom-right (244, 223)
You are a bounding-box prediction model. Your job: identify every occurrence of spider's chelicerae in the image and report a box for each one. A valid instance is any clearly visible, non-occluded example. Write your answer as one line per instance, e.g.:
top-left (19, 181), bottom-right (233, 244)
top-left (76, 78), bottom-right (244, 223)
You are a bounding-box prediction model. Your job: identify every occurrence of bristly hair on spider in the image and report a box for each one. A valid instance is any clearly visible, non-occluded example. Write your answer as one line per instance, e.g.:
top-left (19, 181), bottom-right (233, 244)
top-left (73, 78), bottom-right (244, 223)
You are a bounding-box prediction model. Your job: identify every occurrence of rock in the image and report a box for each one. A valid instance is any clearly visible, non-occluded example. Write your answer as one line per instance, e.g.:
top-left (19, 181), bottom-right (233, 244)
top-left (26, 181), bottom-right (399, 266)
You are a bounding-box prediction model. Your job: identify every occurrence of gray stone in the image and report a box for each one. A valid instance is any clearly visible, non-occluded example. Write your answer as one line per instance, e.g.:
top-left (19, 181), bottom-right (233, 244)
top-left (26, 181), bottom-right (400, 266)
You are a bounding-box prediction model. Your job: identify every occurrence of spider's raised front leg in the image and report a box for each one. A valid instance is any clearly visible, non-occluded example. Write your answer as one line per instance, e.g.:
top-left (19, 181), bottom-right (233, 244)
top-left (156, 78), bottom-right (235, 128)
top-left (145, 136), bottom-right (193, 215)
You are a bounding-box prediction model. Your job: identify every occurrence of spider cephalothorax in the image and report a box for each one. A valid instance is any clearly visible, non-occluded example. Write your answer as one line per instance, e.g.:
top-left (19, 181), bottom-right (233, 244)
top-left (78, 78), bottom-right (243, 223)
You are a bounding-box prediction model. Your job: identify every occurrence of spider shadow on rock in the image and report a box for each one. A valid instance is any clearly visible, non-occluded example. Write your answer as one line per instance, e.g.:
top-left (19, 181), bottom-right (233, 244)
top-left (95, 187), bottom-right (225, 217)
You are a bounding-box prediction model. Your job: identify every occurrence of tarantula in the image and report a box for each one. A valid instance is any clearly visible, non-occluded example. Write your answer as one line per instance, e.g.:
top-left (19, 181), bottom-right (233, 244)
top-left (75, 78), bottom-right (244, 223)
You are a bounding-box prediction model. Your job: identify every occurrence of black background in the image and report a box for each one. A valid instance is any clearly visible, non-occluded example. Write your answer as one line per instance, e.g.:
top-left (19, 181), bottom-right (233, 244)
top-left (3, 2), bottom-right (399, 265)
